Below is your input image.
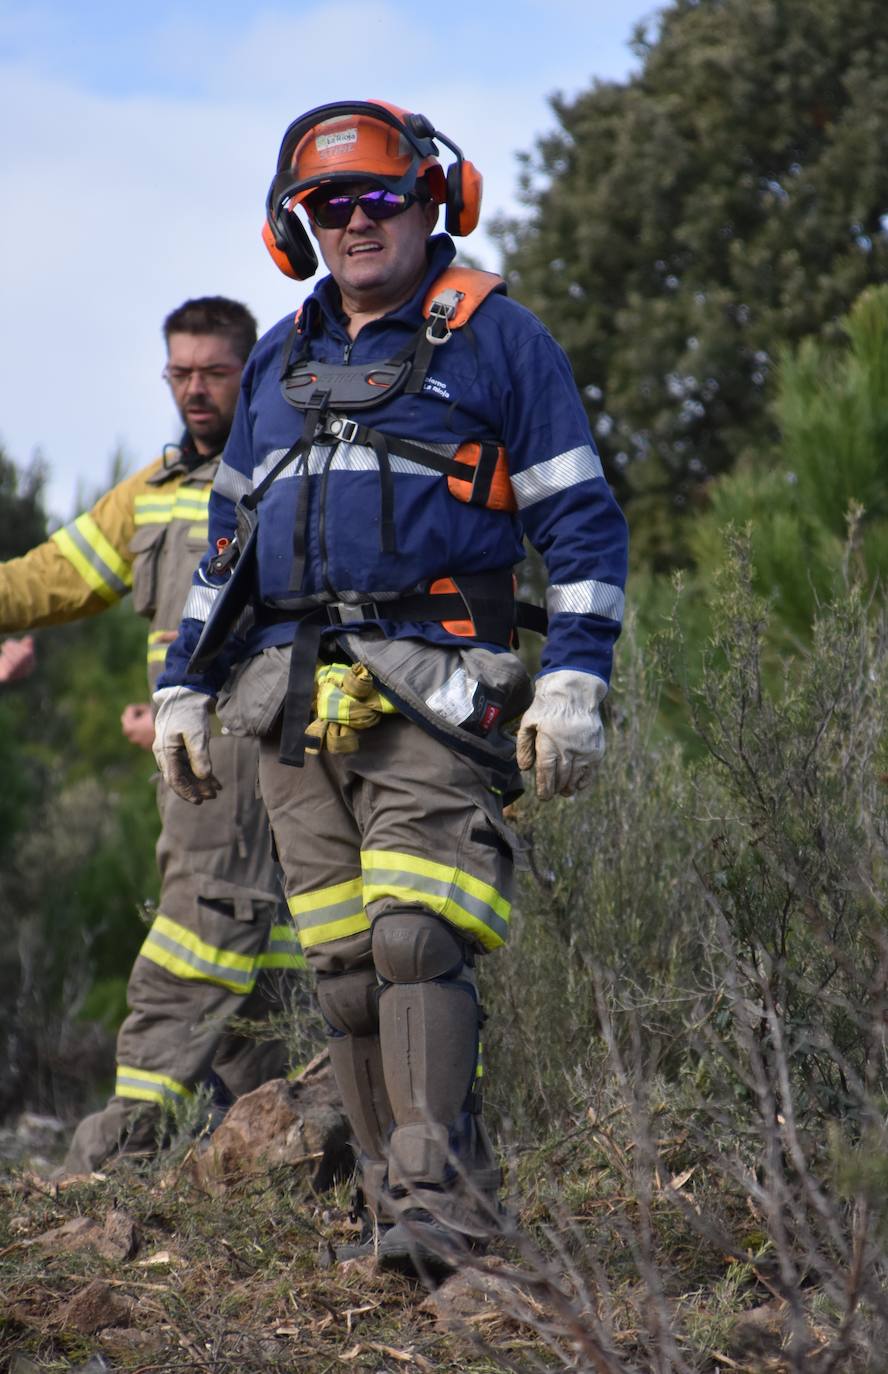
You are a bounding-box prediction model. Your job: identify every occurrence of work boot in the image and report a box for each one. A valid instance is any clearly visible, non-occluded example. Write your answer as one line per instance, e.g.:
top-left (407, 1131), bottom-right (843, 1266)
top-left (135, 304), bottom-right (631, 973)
top-left (378, 1207), bottom-right (472, 1281)
top-left (334, 1181), bottom-right (394, 1262)
top-left (335, 1213), bottom-right (394, 1261)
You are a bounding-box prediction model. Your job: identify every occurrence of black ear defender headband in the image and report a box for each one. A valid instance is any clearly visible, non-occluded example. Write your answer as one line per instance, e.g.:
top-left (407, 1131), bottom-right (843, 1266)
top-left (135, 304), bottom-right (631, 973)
top-left (262, 100), bottom-right (483, 281)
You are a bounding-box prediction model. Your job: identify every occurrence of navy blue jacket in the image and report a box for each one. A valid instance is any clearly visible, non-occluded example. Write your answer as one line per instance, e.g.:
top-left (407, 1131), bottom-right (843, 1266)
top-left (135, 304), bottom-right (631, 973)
top-left (160, 235), bottom-right (627, 695)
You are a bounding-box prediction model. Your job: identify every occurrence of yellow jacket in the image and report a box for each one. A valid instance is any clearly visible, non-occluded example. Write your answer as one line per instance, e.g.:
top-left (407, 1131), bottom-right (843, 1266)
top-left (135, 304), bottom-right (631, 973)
top-left (0, 450), bottom-right (215, 690)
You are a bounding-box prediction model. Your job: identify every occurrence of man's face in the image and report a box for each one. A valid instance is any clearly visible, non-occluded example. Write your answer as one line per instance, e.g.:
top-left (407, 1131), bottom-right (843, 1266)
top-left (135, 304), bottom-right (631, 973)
top-left (309, 182), bottom-right (438, 314)
top-left (164, 332), bottom-right (244, 454)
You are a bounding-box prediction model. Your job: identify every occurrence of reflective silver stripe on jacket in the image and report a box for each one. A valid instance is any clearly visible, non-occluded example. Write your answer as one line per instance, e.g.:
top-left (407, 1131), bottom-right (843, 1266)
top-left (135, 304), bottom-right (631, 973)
top-left (548, 579), bottom-right (625, 621)
top-left (253, 439), bottom-right (464, 489)
top-left (183, 583), bottom-right (221, 622)
top-left (510, 445), bottom-right (603, 509)
top-left (214, 460), bottom-right (253, 503)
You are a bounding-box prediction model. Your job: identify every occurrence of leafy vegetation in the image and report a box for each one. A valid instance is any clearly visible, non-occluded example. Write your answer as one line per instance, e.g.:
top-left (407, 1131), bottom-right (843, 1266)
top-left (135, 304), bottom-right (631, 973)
top-left (0, 447), bottom-right (159, 1122)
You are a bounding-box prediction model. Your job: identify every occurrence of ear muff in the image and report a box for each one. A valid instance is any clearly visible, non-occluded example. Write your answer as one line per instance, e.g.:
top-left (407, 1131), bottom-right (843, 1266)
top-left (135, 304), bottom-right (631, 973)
top-left (444, 159), bottom-right (483, 237)
top-left (261, 208), bottom-right (318, 281)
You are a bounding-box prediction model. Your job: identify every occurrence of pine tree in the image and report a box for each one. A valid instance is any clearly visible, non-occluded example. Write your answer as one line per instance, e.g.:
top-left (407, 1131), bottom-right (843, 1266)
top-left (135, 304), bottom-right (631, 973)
top-left (495, 0), bottom-right (888, 565)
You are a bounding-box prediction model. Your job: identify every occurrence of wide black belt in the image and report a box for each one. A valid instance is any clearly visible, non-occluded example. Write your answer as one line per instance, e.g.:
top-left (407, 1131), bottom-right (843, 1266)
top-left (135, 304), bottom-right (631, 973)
top-left (268, 572), bottom-right (547, 768)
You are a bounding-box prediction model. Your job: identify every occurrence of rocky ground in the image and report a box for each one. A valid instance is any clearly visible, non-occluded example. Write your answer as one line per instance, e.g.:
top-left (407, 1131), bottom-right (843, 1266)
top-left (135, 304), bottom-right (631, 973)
top-left (0, 1060), bottom-right (569, 1374)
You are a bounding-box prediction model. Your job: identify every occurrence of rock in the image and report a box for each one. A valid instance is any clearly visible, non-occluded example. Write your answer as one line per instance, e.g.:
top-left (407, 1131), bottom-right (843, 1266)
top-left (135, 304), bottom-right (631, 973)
top-left (34, 1208), bottom-right (137, 1261)
top-left (35, 1215), bottom-right (104, 1254)
top-left (190, 1066), bottom-right (353, 1194)
top-left (57, 1279), bottom-right (131, 1334)
top-left (16, 1112), bottom-right (67, 1153)
top-left (727, 1302), bottom-right (789, 1359)
top-left (420, 1256), bottom-right (531, 1332)
top-left (99, 1208), bottom-right (138, 1261)
top-left (100, 1326), bottom-right (168, 1358)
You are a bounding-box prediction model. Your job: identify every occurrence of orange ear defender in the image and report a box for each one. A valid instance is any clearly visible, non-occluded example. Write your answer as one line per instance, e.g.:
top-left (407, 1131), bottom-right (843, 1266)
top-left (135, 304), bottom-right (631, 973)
top-left (262, 100), bottom-right (483, 280)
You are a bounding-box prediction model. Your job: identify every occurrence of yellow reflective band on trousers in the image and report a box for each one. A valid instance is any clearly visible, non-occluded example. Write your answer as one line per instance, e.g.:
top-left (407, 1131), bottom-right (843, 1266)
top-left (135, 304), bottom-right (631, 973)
top-left (361, 849), bottom-right (510, 952)
top-left (288, 855), bottom-right (510, 954)
top-left (256, 923), bottom-right (307, 970)
top-left (133, 488), bottom-right (211, 526)
top-left (51, 514), bottom-right (133, 603)
top-left (288, 876), bottom-right (368, 950)
top-left (148, 629), bottom-right (173, 667)
top-left (115, 1065), bottom-right (191, 1105)
top-left (139, 913), bottom-right (258, 993)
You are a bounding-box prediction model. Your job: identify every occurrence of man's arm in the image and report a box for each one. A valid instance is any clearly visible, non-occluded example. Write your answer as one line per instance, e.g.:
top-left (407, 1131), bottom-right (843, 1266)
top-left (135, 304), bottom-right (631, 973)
top-left (504, 323), bottom-right (628, 684)
top-left (0, 461), bottom-right (162, 633)
top-left (498, 315), bottom-right (628, 798)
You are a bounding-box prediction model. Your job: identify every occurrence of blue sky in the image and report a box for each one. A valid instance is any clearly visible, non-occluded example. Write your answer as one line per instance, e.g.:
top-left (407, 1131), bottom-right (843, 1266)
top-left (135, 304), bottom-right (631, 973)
top-left (0, 0), bottom-right (659, 518)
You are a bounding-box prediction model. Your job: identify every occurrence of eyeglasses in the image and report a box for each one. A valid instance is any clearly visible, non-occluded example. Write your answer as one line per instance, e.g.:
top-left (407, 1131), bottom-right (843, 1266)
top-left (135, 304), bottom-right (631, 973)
top-left (306, 185), bottom-right (421, 230)
top-left (162, 364), bottom-right (241, 387)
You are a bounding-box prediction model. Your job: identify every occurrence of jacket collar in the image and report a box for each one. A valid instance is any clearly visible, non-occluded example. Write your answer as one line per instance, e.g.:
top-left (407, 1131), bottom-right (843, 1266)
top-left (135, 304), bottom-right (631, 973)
top-left (149, 431), bottom-right (223, 485)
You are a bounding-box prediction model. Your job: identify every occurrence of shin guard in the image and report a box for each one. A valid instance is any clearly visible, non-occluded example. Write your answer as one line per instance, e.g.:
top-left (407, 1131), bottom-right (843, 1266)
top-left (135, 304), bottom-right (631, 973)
top-left (316, 966), bottom-right (394, 1183)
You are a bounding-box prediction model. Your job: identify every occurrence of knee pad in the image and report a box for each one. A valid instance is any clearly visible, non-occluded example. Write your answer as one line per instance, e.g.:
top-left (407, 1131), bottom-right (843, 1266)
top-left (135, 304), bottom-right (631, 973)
top-left (372, 907), bottom-right (467, 985)
top-left (316, 967), bottom-right (379, 1038)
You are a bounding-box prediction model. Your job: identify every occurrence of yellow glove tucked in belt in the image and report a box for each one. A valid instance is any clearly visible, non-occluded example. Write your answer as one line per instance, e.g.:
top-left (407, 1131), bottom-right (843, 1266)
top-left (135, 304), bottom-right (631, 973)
top-left (304, 662), bottom-right (398, 754)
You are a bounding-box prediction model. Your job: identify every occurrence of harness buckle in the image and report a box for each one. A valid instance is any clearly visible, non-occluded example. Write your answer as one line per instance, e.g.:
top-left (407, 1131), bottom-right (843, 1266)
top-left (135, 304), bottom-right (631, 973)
top-left (327, 414), bottom-right (360, 444)
top-left (426, 288), bottom-right (464, 346)
top-left (326, 600), bottom-right (378, 626)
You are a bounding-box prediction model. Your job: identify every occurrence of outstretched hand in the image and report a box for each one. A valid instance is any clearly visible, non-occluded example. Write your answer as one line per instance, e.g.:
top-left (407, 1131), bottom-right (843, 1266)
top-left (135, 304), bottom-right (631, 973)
top-left (0, 635), bottom-right (36, 684)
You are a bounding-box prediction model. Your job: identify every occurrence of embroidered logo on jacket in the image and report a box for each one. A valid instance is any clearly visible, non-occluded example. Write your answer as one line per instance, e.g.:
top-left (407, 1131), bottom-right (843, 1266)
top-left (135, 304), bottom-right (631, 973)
top-left (423, 375), bottom-right (451, 401)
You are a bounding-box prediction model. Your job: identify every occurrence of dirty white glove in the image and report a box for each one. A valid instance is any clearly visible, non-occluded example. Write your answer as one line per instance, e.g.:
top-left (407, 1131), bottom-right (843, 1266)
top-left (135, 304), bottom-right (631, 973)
top-left (516, 670), bottom-right (607, 800)
top-left (152, 686), bottom-right (221, 804)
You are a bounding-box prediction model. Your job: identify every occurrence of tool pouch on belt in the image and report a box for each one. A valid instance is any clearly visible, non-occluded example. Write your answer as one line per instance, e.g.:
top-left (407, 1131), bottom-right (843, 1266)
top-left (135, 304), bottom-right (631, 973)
top-left (304, 661), bottom-right (398, 755)
top-left (337, 630), bottom-right (533, 775)
top-left (216, 645), bottom-right (291, 737)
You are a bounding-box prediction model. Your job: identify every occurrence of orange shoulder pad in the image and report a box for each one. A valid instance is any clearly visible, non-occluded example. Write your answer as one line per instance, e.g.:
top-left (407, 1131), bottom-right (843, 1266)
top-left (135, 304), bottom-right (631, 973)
top-left (422, 267), bottom-right (505, 330)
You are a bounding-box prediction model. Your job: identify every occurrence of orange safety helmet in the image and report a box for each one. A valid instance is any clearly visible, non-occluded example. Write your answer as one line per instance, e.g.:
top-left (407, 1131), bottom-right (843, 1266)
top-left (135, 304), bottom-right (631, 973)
top-left (263, 100), bottom-right (483, 281)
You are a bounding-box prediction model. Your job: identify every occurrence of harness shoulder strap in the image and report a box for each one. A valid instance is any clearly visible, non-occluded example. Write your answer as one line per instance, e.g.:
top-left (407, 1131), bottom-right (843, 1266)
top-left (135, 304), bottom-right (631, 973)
top-left (422, 268), bottom-right (506, 332)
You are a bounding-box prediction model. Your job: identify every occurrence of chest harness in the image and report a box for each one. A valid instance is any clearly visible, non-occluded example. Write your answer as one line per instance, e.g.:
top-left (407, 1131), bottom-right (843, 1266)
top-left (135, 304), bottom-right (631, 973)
top-left (190, 266), bottom-right (546, 764)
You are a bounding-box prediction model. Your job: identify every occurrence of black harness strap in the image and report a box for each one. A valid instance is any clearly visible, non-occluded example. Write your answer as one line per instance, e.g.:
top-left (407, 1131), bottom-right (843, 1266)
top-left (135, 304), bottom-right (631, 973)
top-left (288, 391), bottom-right (329, 594)
top-left (367, 431), bottom-right (396, 555)
top-left (279, 611), bottom-right (326, 768)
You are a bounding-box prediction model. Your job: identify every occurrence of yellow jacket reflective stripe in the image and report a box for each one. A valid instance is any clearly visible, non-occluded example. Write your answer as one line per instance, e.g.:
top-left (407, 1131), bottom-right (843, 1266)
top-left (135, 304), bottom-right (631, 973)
top-left (288, 876), bottom-right (368, 950)
top-left (51, 513), bottom-right (133, 602)
top-left (0, 458), bottom-right (163, 631)
top-left (139, 913), bottom-right (258, 993)
top-left (134, 488), bottom-right (210, 525)
top-left (361, 849), bottom-right (510, 951)
top-left (115, 1065), bottom-right (191, 1104)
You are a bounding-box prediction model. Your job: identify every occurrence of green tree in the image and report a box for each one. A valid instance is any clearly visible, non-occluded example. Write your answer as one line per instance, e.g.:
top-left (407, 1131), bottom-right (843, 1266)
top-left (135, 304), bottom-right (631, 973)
top-left (495, 0), bottom-right (888, 565)
top-left (686, 283), bottom-right (888, 645)
top-left (0, 448), bottom-right (159, 1120)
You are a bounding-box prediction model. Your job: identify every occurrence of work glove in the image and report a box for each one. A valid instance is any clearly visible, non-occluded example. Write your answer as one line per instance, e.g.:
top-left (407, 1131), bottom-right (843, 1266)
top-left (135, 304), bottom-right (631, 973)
top-left (152, 686), bottom-right (221, 804)
top-left (305, 662), bottom-right (397, 755)
top-left (516, 669), bottom-right (607, 800)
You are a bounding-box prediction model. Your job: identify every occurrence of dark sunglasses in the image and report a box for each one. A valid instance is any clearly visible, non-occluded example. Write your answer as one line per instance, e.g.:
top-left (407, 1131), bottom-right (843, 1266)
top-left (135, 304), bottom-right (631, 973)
top-left (306, 185), bottom-right (422, 229)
